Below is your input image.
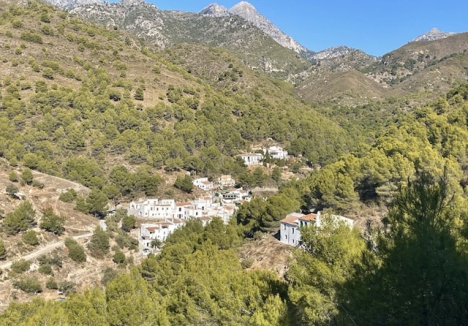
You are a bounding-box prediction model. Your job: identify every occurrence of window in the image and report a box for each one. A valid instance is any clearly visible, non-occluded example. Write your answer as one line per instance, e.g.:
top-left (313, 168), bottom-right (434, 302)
top-left (292, 228), bottom-right (295, 234)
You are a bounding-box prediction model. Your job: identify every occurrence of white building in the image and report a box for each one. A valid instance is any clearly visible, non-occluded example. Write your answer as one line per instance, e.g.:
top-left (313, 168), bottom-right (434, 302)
top-left (279, 211), bottom-right (354, 246)
top-left (140, 219), bottom-right (185, 247)
top-left (217, 175), bottom-right (236, 189)
top-left (239, 153), bottom-right (263, 166)
top-left (193, 177), bottom-right (215, 191)
top-left (129, 196), bottom-right (237, 224)
top-left (221, 188), bottom-right (251, 204)
top-left (264, 145), bottom-right (288, 160)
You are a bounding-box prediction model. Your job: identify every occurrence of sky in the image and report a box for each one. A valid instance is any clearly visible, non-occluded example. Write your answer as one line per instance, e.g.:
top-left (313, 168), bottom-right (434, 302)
top-left (149, 0), bottom-right (468, 56)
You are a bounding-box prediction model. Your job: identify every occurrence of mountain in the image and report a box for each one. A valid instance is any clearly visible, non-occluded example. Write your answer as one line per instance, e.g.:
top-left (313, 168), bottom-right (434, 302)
top-left (67, 0), bottom-right (311, 80)
top-left (228, 1), bottom-right (313, 57)
top-left (199, 3), bottom-right (230, 17)
top-left (44, 0), bottom-right (98, 10)
top-left (411, 27), bottom-right (457, 42)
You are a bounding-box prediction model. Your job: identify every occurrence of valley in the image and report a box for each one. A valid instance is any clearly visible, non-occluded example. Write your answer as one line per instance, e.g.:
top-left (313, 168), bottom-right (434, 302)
top-left (0, 0), bottom-right (467, 324)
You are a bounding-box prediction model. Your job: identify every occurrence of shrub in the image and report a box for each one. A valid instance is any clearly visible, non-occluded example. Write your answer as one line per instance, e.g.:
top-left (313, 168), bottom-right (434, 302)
top-left (20, 31), bottom-right (43, 44)
top-left (40, 208), bottom-right (65, 235)
top-left (59, 189), bottom-right (77, 203)
top-left (22, 230), bottom-right (39, 246)
top-left (64, 238), bottom-right (86, 263)
top-left (113, 251), bottom-right (125, 264)
top-left (46, 277), bottom-right (58, 290)
top-left (38, 263), bottom-right (53, 275)
top-left (6, 183), bottom-right (19, 197)
top-left (9, 171), bottom-right (19, 182)
top-left (14, 278), bottom-right (42, 293)
top-left (11, 259), bottom-right (30, 273)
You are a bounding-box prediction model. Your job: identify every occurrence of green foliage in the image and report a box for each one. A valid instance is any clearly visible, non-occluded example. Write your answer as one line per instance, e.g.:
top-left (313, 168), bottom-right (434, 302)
top-left (112, 251), bottom-right (125, 264)
top-left (38, 263), bottom-right (53, 275)
top-left (45, 277), bottom-right (58, 290)
top-left (0, 239), bottom-right (6, 260)
top-left (21, 168), bottom-right (33, 185)
top-left (13, 277), bottom-right (42, 293)
top-left (173, 175), bottom-right (193, 193)
top-left (76, 189), bottom-right (108, 217)
top-left (3, 201), bottom-right (36, 235)
top-left (8, 171), bottom-right (19, 182)
top-left (11, 259), bottom-right (31, 274)
top-left (87, 226), bottom-right (109, 259)
top-left (22, 229), bottom-right (39, 246)
top-left (40, 208), bottom-right (65, 235)
top-left (101, 267), bottom-right (118, 286)
top-left (64, 238), bottom-right (87, 263)
top-left (287, 215), bottom-right (366, 324)
top-left (5, 183), bottom-right (19, 197)
top-left (20, 31), bottom-right (43, 44)
top-left (121, 214), bottom-right (136, 232)
top-left (59, 189), bottom-right (77, 203)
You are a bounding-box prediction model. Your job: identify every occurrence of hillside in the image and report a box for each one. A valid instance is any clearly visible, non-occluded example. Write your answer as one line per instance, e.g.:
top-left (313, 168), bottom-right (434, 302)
top-left (68, 0), bottom-right (312, 80)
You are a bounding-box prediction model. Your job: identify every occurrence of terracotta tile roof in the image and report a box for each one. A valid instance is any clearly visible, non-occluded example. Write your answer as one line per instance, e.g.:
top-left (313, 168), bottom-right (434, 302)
top-left (299, 213), bottom-right (317, 221)
top-left (146, 226), bottom-right (159, 232)
top-left (281, 214), bottom-right (299, 226)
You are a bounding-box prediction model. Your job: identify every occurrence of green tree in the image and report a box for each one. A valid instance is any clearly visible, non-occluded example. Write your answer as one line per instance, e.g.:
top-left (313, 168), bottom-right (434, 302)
top-left (3, 201), bottom-right (36, 235)
top-left (40, 208), bottom-right (65, 235)
top-left (121, 214), bottom-right (136, 232)
top-left (22, 230), bottom-right (39, 246)
top-left (287, 215), bottom-right (366, 325)
top-left (174, 175), bottom-right (193, 193)
top-left (113, 251), bottom-right (126, 264)
top-left (88, 226), bottom-right (109, 259)
top-left (341, 172), bottom-right (468, 325)
top-left (8, 171), bottom-right (18, 182)
top-left (13, 277), bottom-right (42, 293)
top-left (65, 238), bottom-right (87, 263)
top-left (11, 259), bottom-right (31, 274)
top-left (6, 183), bottom-right (19, 197)
top-left (21, 168), bottom-right (34, 185)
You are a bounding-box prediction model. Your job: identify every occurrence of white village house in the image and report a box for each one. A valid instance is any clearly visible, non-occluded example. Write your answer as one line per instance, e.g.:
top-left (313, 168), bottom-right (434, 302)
top-left (279, 211), bottom-right (354, 246)
top-left (217, 175), bottom-right (236, 189)
top-left (264, 145), bottom-right (289, 160)
top-left (128, 196), bottom-right (237, 224)
top-left (239, 153), bottom-right (263, 166)
top-left (193, 177), bottom-right (215, 191)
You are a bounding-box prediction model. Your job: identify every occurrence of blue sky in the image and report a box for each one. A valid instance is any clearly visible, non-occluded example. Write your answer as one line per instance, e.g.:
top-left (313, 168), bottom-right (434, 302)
top-left (150, 0), bottom-right (468, 56)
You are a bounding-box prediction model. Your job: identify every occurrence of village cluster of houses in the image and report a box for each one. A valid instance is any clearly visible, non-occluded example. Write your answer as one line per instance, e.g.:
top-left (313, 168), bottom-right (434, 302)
top-left (279, 211), bottom-right (354, 246)
top-left (239, 145), bottom-right (289, 166)
top-left (129, 189), bottom-right (251, 252)
top-left (192, 174), bottom-right (236, 192)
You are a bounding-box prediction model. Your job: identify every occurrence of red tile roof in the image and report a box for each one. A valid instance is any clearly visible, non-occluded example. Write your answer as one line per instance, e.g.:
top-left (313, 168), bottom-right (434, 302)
top-left (299, 213), bottom-right (317, 221)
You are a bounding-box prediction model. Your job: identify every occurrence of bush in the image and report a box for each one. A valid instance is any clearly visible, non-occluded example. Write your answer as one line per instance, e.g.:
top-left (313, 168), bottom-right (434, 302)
top-left (22, 230), bottom-right (39, 246)
top-left (3, 201), bottom-right (36, 235)
top-left (38, 263), bottom-right (53, 275)
top-left (88, 227), bottom-right (109, 259)
top-left (58, 281), bottom-right (75, 295)
top-left (21, 168), bottom-right (33, 185)
top-left (6, 183), bottom-right (19, 197)
top-left (32, 180), bottom-right (44, 189)
top-left (20, 31), bottom-right (43, 44)
top-left (121, 215), bottom-right (136, 232)
top-left (11, 259), bottom-right (30, 273)
top-left (64, 238), bottom-right (86, 263)
top-left (8, 171), bottom-right (19, 182)
top-left (40, 208), bottom-right (65, 235)
top-left (113, 251), bottom-right (126, 264)
top-left (59, 189), bottom-right (77, 203)
top-left (14, 278), bottom-right (42, 293)
top-left (46, 277), bottom-right (58, 290)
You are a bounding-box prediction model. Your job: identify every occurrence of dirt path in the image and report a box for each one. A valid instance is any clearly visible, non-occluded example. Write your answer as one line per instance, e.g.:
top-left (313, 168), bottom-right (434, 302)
top-left (0, 233), bottom-right (92, 270)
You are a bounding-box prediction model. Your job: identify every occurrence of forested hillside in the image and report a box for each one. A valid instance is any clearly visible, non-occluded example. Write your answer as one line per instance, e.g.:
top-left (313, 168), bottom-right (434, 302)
top-left (2, 0), bottom-right (468, 324)
top-left (0, 0), bottom-right (350, 200)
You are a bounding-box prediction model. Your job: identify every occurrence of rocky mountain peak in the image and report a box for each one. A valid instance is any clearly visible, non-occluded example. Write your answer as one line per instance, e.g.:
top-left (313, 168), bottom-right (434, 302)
top-left (228, 1), bottom-right (309, 54)
top-left (199, 3), bottom-right (230, 17)
top-left (411, 28), bottom-right (456, 42)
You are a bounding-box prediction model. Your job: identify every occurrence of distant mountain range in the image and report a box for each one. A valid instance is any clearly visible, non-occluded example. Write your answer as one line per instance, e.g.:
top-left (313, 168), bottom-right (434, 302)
top-left (43, 0), bottom-right (468, 103)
